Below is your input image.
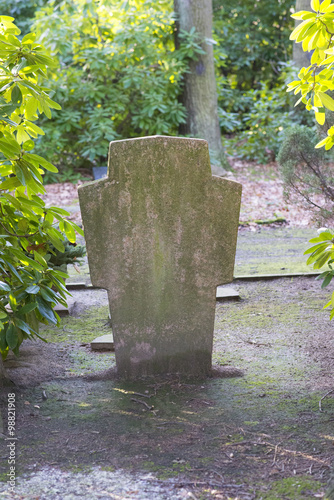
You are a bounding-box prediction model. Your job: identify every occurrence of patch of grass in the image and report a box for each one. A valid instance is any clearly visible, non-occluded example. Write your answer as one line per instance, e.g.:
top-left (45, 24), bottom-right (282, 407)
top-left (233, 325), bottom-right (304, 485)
top-left (0, 473), bottom-right (7, 483)
top-left (235, 227), bottom-right (316, 276)
top-left (141, 459), bottom-right (192, 479)
top-left (40, 305), bottom-right (111, 343)
top-left (68, 349), bottom-right (116, 376)
top-left (100, 466), bottom-right (115, 472)
top-left (256, 475), bottom-right (324, 499)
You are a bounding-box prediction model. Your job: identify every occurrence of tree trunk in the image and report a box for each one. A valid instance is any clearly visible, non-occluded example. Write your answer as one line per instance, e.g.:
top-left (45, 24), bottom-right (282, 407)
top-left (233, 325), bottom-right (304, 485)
top-left (174, 0), bottom-right (229, 175)
top-left (293, 0), bottom-right (313, 69)
top-left (0, 356), bottom-right (12, 389)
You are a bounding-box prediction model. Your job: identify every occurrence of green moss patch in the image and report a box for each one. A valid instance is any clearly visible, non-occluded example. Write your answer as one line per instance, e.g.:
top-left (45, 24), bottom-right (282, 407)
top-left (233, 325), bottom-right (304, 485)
top-left (235, 227), bottom-right (316, 276)
top-left (1, 277), bottom-right (332, 499)
top-left (257, 476), bottom-right (324, 499)
top-left (40, 305), bottom-right (111, 344)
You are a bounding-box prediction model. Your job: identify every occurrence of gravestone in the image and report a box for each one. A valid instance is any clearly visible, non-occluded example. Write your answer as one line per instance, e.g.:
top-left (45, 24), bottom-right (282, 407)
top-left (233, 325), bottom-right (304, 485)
top-left (78, 136), bottom-right (241, 378)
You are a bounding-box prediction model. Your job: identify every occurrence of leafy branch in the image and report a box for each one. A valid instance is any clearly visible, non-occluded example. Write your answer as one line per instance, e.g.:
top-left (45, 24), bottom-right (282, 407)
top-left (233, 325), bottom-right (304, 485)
top-left (0, 16), bottom-right (83, 361)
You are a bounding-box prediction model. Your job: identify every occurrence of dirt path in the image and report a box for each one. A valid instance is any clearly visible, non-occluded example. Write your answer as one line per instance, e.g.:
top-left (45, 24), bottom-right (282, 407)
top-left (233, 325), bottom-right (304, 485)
top-left (1, 276), bottom-right (333, 499)
top-left (39, 160), bottom-right (327, 229)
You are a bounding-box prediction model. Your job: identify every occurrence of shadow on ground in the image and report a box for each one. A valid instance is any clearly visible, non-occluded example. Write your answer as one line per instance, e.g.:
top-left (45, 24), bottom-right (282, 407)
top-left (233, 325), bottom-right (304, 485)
top-left (0, 275), bottom-right (333, 499)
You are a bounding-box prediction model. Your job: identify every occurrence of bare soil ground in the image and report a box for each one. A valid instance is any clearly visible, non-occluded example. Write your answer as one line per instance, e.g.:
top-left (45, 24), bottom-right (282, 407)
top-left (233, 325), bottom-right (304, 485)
top-left (40, 160), bottom-right (323, 229)
top-left (0, 162), bottom-right (333, 499)
top-left (0, 279), bottom-right (333, 499)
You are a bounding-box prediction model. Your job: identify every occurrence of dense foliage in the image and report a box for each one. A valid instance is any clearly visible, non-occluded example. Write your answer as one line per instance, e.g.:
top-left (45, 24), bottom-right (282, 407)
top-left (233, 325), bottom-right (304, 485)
top-left (277, 126), bottom-right (334, 220)
top-left (304, 228), bottom-right (334, 319)
top-left (0, 16), bottom-right (83, 360)
top-left (0, 0), bottom-right (44, 36)
top-left (213, 0), bottom-right (295, 91)
top-left (288, 0), bottom-right (334, 150)
top-left (27, 0), bottom-right (207, 175)
top-left (0, 0), bottom-right (304, 171)
top-left (221, 70), bottom-right (314, 163)
top-left (211, 0), bottom-right (315, 162)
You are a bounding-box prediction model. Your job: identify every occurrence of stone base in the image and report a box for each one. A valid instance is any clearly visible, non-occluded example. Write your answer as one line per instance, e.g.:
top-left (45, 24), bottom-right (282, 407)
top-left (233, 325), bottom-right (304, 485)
top-left (54, 304), bottom-right (69, 316)
top-left (216, 287), bottom-right (240, 301)
top-left (91, 334), bottom-right (114, 351)
top-left (115, 350), bottom-right (212, 379)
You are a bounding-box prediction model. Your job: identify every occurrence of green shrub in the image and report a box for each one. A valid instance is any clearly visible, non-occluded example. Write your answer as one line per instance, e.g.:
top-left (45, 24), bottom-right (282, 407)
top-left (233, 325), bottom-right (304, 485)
top-left (213, 0), bottom-right (302, 163)
top-left (288, 0), bottom-right (334, 151)
top-left (304, 228), bottom-right (334, 320)
top-left (0, 0), bottom-right (44, 36)
top-left (277, 125), bottom-right (334, 220)
top-left (222, 72), bottom-right (313, 163)
top-left (28, 0), bottom-right (204, 174)
top-left (47, 237), bottom-right (86, 273)
top-left (213, 0), bottom-right (295, 91)
top-left (0, 16), bottom-right (83, 360)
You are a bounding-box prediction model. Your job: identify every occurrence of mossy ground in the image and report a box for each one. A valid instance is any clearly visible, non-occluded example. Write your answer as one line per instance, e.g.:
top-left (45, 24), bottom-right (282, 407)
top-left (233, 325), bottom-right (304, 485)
top-left (257, 476), bottom-right (323, 499)
top-left (235, 227), bottom-right (316, 276)
top-left (67, 227), bottom-right (317, 284)
top-left (41, 305), bottom-right (111, 345)
top-left (1, 272), bottom-right (333, 498)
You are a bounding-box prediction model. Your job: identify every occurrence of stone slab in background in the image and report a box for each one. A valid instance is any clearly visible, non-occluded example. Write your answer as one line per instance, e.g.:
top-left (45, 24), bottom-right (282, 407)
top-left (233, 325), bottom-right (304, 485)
top-left (216, 287), bottom-right (240, 301)
top-left (91, 334), bottom-right (114, 351)
top-left (54, 303), bottom-right (69, 316)
top-left (92, 166), bottom-right (108, 180)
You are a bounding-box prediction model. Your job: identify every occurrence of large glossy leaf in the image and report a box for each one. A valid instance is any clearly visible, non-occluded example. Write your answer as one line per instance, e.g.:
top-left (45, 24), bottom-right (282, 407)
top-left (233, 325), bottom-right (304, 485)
top-left (0, 281), bottom-right (11, 292)
top-left (6, 323), bottom-right (18, 349)
top-left (36, 296), bottom-right (57, 324)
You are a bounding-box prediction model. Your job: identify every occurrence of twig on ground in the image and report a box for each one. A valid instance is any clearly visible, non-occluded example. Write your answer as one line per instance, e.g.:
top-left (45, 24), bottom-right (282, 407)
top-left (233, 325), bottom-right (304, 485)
top-left (210, 469), bottom-right (225, 481)
top-left (262, 442), bottom-right (330, 468)
top-left (131, 398), bottom-right (153, 410)
top-left (132, 392), bottom-right (152, 399)
top-left (319, 389), bottom-right (334, 412)
top-left (89, 448), bottom-right (108, 455)
top-left (168, 480), bottom-right (245, 489)
top-left (272, 444), bottom-right (279, 465)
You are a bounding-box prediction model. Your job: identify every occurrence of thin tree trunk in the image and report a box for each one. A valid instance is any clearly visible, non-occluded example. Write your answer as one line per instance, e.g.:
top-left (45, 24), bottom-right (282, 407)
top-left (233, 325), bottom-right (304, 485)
top-left (174, 0), bottom-right (229, 174)
top-left (0, 356), bottom-right (12, 388)
top-left (293, 0), bottom-right (313, 69)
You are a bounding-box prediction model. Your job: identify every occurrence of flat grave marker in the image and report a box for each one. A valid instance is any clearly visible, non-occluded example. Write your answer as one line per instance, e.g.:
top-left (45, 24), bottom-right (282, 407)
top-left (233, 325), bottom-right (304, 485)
top-left (91, 334), bottom-right (115, 351)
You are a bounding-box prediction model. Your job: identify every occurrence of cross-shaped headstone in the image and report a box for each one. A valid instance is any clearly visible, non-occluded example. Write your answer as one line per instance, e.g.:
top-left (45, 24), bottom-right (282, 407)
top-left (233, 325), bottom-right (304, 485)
top-left (78, 136), bottom-right (241, 378)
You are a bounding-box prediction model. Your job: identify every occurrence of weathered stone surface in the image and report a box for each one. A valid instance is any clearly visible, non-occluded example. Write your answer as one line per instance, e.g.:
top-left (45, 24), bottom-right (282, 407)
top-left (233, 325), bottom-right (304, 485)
top-left (78, 136), bottom-right (241, 378)
top-left (91, 334), bottom-right (114, 351)
top-left (216, 287), bottom-right (240, 301)
top-left (54, 303), bottom-right (69, 316)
